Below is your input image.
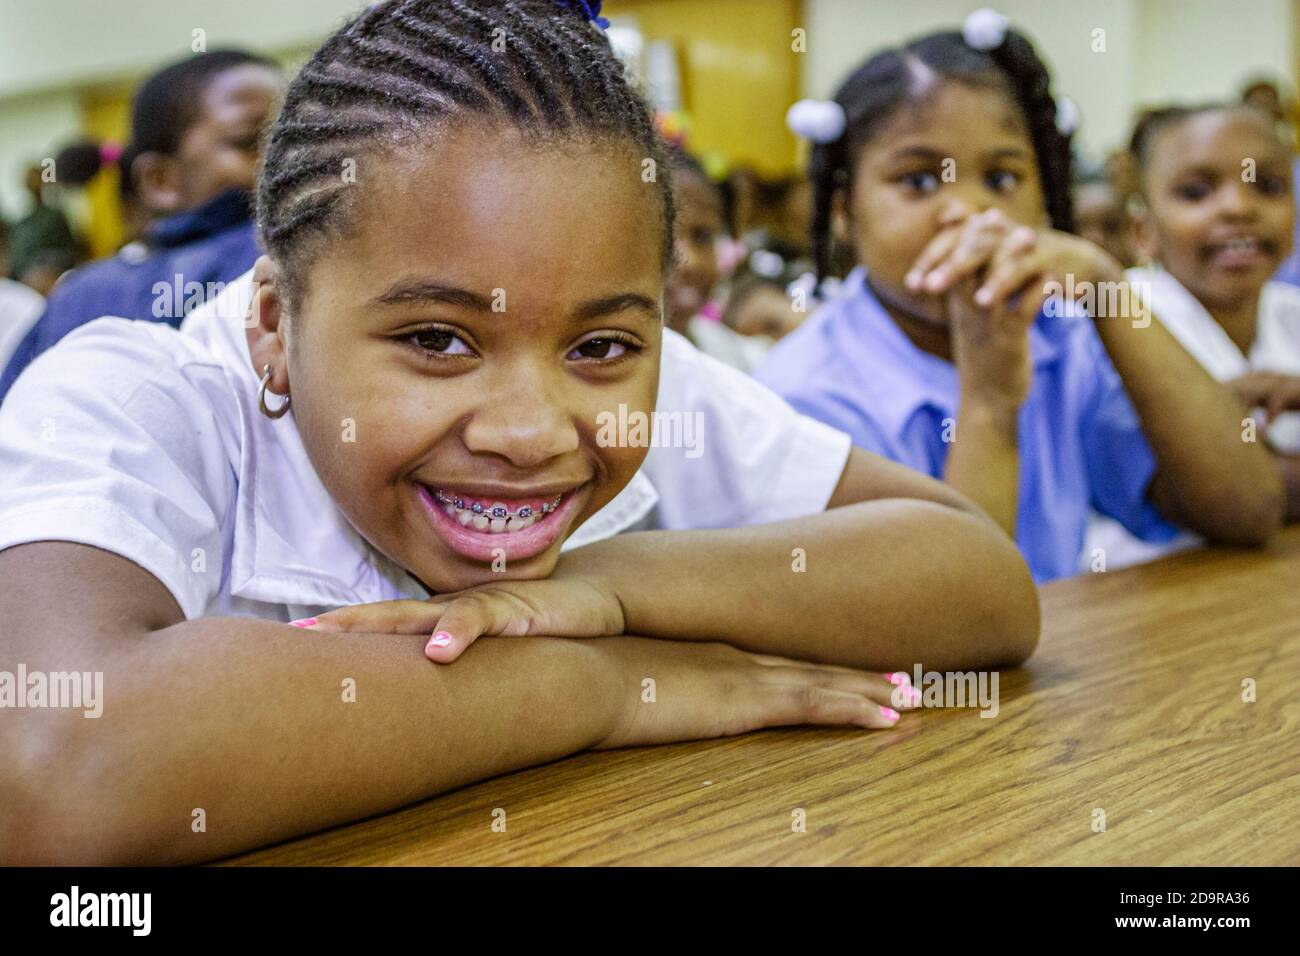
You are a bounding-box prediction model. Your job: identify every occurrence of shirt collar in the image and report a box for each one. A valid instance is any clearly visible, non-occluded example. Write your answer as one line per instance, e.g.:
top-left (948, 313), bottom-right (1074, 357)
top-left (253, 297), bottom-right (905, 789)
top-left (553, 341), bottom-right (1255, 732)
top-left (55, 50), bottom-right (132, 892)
top-left (148, 188), bottom-right (253, 249)
top-left (181, 271), bottom-right (659, 608)
top-left (831, 268), bottom-right (1072, 438)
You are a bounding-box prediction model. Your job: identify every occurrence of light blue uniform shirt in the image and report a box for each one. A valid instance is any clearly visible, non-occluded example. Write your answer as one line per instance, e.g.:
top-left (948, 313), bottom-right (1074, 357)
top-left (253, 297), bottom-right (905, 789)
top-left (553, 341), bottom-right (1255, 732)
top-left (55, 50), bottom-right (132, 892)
top-left (756, 269), bottom-right (1181, 582)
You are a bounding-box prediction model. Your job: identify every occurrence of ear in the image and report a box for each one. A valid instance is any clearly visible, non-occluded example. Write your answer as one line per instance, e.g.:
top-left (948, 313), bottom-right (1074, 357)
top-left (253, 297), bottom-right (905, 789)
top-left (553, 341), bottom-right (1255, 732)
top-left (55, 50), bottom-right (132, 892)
top-left (245, 256), bottom-right (291, 396)
top-left (830, 188), bottom-right (851, 244)
top-left (1127, 196), bottom-right (1159, 267)
top-left (131, 151), bottom-right (183, 215)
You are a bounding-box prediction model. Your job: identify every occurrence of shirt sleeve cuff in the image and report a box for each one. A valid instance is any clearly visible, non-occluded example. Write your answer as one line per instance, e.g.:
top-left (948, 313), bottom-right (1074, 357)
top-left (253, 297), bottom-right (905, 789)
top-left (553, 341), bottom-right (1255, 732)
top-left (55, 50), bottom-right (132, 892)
top-left (761, 415), bottom-right (853, 523)
top-left (0, 498), bottom-right (212, 620)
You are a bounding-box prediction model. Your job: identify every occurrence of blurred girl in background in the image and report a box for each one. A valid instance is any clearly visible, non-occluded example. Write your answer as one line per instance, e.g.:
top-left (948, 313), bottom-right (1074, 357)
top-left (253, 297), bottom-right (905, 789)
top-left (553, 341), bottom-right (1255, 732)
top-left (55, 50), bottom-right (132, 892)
top-left (758, 9), bottom-right (1282, 582)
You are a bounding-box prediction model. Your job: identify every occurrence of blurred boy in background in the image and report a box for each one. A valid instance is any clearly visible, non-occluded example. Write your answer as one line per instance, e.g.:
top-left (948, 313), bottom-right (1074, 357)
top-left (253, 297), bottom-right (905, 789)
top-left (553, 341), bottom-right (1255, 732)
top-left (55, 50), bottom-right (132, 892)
top-left (0, 49), bottom-right (282, 402)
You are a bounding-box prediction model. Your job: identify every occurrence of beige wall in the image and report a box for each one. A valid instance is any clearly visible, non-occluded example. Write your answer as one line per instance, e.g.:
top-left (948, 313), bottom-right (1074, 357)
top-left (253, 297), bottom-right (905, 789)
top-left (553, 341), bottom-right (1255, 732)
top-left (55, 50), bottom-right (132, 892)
top-left (1, 0), bottom-right (1294, 216)
top-left (801, 0), bottom-right (1293, 161)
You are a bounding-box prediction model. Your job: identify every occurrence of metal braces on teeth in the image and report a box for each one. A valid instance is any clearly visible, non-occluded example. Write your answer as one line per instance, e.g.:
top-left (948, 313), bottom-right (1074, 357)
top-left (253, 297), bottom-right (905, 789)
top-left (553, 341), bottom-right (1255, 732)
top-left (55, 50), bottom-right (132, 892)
top-left (434, 489), bottom-right (562, 518)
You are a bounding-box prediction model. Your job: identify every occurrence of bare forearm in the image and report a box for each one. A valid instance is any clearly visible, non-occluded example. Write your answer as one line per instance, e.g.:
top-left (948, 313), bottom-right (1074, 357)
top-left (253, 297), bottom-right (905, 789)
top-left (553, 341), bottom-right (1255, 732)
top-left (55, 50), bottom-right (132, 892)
top-left (8, 621), bottom-right (619, 864)
top-left (570, 500), bottom-right (1039, 671)
top-left (943, 393), bottom-right (1021, 537)
top-left (1095, 297), bottom-right (1283, 541)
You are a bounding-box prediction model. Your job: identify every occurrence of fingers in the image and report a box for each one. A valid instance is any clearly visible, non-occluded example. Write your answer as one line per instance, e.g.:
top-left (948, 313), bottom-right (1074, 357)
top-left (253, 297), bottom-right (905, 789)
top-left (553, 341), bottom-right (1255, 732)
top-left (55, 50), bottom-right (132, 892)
top-left (766, 685), bottom-right (903, 730)
top-left (1227, 372), bottom-right (1275, 409)
top-left (1267, 377), bottom-right (1300, 421)
top-left (974, 226), bottom-right (1039, 310)
top-left (305, 599), bottom-right (446, 635)
top-left (757, 665), bottom-right (922, 710)
top-left (423, 591), bottom-right (525, 663)
top-left (906, 225), bottom-right (964, 292)
top-left (908, 209), bottom-right (1015, 295)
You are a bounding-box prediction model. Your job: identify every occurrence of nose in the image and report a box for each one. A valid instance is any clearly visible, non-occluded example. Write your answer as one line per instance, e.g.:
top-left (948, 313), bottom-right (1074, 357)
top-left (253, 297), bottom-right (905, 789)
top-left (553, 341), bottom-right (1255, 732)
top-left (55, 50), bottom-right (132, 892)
top-left (461, 362), bottom-right (580, 469)
top-left (1219, 180), bottom-right (1260, 220)
top-left (936, 192), bottom-right (993, 228)
top-left (673, 235), bottom-right (707, 278)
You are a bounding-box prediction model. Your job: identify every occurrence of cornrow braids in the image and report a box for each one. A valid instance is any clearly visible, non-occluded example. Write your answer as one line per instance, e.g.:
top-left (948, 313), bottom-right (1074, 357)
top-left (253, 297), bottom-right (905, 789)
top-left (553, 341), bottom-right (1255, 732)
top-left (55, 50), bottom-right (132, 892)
top-left (808, 29), bottom-right (1074, 279)
top-left (256, 0), bottom-right (674, 306)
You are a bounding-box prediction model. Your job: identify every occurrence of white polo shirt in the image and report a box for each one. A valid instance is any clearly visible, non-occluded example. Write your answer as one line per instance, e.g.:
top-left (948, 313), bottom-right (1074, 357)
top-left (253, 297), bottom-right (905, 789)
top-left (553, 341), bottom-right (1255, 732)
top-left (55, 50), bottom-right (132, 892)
top-left (0, 271), bottom-right (851, 622)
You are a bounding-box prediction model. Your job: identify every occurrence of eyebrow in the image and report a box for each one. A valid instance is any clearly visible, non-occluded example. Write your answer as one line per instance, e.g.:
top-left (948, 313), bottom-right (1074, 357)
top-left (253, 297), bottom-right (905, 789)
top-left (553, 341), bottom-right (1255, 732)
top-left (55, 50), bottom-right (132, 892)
top-left (886, 145), bottom-right (1032, 163)
top-left (370, 280), bottom-right (659, 321)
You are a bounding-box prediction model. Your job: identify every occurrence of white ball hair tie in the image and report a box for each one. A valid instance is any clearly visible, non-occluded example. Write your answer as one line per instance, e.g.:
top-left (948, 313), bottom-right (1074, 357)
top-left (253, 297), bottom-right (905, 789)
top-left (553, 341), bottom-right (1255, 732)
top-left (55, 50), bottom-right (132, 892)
top-left (963, 7), bottom-right (1009, 51)
top-left (1055, 95), bottom-right (1080, 136)
top-left (786, 99), bottom-right (847, 144)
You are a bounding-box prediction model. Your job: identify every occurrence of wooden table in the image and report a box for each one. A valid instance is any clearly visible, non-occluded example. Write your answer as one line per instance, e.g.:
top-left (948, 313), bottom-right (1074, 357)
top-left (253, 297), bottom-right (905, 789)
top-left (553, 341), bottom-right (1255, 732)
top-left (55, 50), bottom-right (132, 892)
top-left (228, 528), bottom-right (1300, 866)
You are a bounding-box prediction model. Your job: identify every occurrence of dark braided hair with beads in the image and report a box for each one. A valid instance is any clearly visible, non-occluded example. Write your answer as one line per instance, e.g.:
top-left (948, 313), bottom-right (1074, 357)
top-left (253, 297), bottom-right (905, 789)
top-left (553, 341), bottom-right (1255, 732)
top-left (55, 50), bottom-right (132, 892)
top-left (808, 29), bottom-right (1074, 280)
top-left (256, 0), bottom-right (673, 305)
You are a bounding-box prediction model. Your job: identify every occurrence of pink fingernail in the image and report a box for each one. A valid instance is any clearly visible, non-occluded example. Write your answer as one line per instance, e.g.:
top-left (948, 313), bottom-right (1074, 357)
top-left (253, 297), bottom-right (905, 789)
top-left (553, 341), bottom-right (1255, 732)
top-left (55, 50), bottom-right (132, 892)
top-left (880, 706), bottom-right (900, 721)
top-left (887, 672), bottom-right (910, 686)
top-left (289, 618), bottom-right (317, 628)
top-left (428, 631), bottom-right (453, 647)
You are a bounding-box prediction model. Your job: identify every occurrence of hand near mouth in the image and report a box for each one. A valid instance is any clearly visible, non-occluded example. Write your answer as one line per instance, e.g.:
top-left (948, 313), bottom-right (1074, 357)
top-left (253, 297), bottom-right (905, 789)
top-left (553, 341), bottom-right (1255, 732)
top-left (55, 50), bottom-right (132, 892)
top-left (297, 576), bottom-right (627, 663)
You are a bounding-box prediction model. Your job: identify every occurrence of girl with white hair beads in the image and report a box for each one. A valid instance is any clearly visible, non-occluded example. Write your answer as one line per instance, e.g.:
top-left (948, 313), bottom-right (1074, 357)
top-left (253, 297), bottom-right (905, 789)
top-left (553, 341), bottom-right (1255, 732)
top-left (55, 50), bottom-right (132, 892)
top-left (760, 9), bottom-right (1282, 583)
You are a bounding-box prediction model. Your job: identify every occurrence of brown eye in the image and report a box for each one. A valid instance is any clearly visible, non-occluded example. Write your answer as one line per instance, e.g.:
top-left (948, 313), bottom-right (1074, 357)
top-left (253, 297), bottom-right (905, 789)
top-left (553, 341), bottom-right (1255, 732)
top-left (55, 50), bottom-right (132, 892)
top-left (986, 170), bottom-right (1021, 193)
top-left (1175, 181), bottom-right (1212, 201)
top-left (901, 171), bottom-right (940, 194)
top-left (409, 328), bottom-right (472, 356)
top-left (568, 336), bottom-right (639, 361)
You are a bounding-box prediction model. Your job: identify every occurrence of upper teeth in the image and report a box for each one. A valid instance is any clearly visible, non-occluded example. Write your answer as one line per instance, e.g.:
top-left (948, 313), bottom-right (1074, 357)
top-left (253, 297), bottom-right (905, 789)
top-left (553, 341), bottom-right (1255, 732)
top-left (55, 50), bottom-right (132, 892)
top-left (1225, 238), bottom-right (1259, 252)
top-left (432, 489), bottom-right (563, 534)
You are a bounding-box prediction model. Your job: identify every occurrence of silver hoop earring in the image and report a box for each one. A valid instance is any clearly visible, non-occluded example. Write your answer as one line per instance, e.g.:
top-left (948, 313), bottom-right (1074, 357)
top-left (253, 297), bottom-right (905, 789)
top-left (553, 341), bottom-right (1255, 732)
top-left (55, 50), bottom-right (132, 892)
top-left (258, 363), bottom-right (292, 419)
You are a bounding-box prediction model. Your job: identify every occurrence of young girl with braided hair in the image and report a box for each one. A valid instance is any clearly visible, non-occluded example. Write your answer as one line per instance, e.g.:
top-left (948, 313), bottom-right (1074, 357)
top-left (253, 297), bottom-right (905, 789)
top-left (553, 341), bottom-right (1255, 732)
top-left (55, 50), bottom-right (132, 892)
top-left (759, 8), bottom-right (1282, 582)
top-left (0, 0), bottom-right (1038, 864)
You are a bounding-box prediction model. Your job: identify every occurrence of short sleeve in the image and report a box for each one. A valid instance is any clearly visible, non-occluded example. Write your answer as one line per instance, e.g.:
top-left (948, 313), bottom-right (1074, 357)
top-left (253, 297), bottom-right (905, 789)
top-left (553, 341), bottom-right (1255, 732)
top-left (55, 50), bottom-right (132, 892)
top-left (0, 319), bottom-right (236, 619)
top-left (642, 330), bottom-right (852, 530)
top-left (1079, 336), bottom-right (1183, 544)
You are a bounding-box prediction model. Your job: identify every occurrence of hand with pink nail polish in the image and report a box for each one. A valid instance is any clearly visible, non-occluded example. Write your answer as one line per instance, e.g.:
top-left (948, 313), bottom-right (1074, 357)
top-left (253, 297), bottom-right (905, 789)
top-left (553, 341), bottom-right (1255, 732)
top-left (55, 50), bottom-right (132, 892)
top-left (595, 639), bottom-right (909, 748)
top-left (303, 576), bottom-right (626, 664)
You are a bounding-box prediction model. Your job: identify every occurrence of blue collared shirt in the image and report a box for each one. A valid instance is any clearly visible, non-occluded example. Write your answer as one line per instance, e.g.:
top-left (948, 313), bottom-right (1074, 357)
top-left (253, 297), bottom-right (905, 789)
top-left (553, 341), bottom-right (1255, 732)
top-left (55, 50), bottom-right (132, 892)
top-left (756, 268), bottom-right (1181, 582)
top-left (0, 188), bottom-right (260, 403)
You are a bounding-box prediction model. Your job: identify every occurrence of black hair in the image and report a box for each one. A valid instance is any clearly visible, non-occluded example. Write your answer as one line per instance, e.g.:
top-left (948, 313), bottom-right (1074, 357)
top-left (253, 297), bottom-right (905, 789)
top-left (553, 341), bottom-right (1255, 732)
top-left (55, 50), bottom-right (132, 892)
top-left (809, 29), bottom-right (1074, 279)
top-left (1129, 102), bottom-right (1271, 165)
top-left (256, 0), bottom-right (674, 305)
top-left (132, 49), bottom-right (278, 158)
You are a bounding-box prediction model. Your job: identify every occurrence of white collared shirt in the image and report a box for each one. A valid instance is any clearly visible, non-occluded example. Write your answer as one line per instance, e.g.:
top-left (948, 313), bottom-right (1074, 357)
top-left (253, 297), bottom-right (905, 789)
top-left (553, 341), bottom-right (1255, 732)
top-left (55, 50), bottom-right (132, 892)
top-left (0, 271), bottom-right (850, 622)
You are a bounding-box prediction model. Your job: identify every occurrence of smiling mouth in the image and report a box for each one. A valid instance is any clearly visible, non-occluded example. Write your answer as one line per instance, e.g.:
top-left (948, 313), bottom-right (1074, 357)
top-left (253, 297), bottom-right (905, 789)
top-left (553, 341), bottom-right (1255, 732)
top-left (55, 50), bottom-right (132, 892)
top-left (1205, 236), bottom-right (1277, 264)
top-left (430, 488), bottom-right (564, 534)
top-left (415, 482), bottom-right (587, 563)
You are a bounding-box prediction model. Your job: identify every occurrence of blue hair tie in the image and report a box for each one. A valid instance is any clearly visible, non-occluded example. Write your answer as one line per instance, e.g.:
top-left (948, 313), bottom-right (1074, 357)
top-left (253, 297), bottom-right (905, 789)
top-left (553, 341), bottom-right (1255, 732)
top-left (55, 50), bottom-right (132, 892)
top-left (555, 0), bottom-right (609, 30)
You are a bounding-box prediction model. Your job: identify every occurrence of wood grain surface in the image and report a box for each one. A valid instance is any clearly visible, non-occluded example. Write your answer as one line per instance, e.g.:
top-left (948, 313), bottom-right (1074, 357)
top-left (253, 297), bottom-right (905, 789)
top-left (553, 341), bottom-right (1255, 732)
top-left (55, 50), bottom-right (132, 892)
top-left (226, 527), bottom-right (1300, 866)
